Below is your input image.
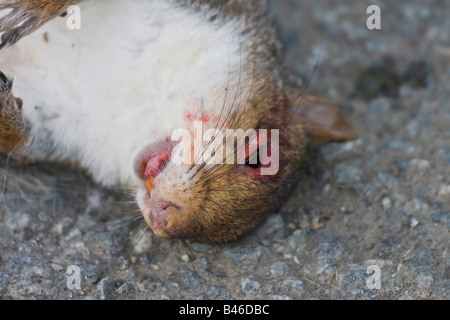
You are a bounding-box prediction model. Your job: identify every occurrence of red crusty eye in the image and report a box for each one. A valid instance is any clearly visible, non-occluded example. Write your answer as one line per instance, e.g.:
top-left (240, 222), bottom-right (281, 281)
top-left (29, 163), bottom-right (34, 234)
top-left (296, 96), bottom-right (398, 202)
top-left (240, 133), bottom-right (269, 179)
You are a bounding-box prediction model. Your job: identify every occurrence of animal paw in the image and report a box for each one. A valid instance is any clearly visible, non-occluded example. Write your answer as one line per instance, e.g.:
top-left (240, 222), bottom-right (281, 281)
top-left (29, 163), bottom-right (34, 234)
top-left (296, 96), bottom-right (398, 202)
top-left (0, 70), bottom-right (29, 152)
top-left (0, 0), bottom-right (72, 49)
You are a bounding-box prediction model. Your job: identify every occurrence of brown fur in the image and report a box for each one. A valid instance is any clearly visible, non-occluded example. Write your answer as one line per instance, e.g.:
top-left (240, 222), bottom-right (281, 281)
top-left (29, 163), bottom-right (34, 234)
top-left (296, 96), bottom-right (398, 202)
top-left (149, 1), bottom-right (310, 243)
top-left (153, 85), bottom-right (358, 243)
top-left (0, 0), bottom-right (81, 48)
top-left (0, 0), bottom-right (358, 244)
top-left (0, 71), bottom-right (29, 153)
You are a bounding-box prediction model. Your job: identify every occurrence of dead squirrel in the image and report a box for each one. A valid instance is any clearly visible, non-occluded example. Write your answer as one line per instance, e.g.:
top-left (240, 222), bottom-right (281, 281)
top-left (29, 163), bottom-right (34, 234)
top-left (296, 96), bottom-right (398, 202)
top-left (0, 0), bottom-right (357, 243)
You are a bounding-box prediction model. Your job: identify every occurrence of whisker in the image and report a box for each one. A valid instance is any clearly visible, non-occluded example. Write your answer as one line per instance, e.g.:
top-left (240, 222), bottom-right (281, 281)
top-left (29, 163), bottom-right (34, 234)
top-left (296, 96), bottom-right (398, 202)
top-left (181, 240), bottom-right (225, 278)
top-left (197, 165), bottom-right (236, 187)
top-left (192, 28), bottom-right (256, 178)
top-left (126, 226), bottom-right (151, 257)
top-left (189, 18), bottom-right (253, 182)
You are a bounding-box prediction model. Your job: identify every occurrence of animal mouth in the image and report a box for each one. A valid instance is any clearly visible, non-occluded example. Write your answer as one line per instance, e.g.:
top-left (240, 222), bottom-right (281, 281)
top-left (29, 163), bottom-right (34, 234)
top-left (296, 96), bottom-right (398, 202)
top-left (142, 150), bottom-right (171, 195)
top-left (133, 140), bottom-right (177, 180)
top-left (133, 139), bottom-right (182, 235)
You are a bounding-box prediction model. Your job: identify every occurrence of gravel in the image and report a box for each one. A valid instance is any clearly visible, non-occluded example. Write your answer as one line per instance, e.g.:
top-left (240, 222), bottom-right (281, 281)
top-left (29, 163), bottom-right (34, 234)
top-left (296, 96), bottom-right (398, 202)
top-left (0, 0), bottom-right (449, 300)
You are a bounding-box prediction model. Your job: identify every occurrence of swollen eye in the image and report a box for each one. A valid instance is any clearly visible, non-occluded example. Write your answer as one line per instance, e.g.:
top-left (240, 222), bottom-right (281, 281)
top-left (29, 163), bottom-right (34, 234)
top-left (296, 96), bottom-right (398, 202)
top-left (238, 130), bottom-right (275, 178)
top-left (240, 152), bottom-right (266, 180)
top-left (244, 154), bottom-right (261, 169)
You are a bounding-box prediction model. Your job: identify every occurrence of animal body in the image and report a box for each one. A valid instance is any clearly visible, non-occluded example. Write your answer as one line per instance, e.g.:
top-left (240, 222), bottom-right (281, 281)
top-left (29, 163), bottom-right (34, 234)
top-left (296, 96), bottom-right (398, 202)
top-left (0, 0), bottom-right (357, 243)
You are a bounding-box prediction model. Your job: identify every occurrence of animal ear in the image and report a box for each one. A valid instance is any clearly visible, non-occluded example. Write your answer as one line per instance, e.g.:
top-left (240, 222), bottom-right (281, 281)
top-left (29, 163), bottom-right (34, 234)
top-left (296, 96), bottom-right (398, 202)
top-left (284, 87), bottom-right (358, 144)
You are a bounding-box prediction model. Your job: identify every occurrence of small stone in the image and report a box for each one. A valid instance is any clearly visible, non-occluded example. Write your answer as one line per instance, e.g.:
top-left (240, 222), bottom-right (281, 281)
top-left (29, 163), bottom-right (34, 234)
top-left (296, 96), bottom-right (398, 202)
top-left (83, 231), bottom-right (117, 247)
top-left (224, 245), bottom-right (267, 270)
top-left (66, 228), bottom-right (82, 240)
top-left (344, 270), bottom-right (367, 290)
top-left (316, 258), bottom-right (338, 275)
top-left (31, 266), bottom-right (51, 279)
top-left (181, 254), bottom-right (190, 262)
top-left (369, 97), bottom-right (393, 114)
top-left (404, 198), bottom-right (430, 215)
top-left (311, 216), bottom-right (321, 230)
top-left (414, 271), bottom-right (433, 290)
top-left (6, 212), bottom-right (30, 230)
top-left (97, 277), bottom-right (109, 300)
top-left (409, 217), bottom-right (419, 228)
top-left (438, 185), bottom-right (450, 196)
top-left (182, 268), bottom-right (201, 293)
top-left (322, 183), bottom-right (331, 194)
top-left (333, 159), bottom-right (362, 183)
top-left (257, 214), bottom-right (285, 241)
top-left (85, 189), bottom-right (102, 214)
top-left (287, 223), bottom-right (296, 230)
top-left (282, 278), bottom-right (303, 291)
top-left (382, 197), bottom-right (392, 210)
top-left (269, 261), bottom-right (290, 277)
top-left (315, 242), bottom-right (345, 258)
top-left (77, 213), bottom-right (98, 230)
top-left (115, 283), bottom-right (128, 295)
top-left (77, 261), bottom-right (102, 287)
top-left (351, 289), bottom-right (362, 299)
top-left (152, 264), bottom-right (160, 271)
top-left (205, 285), bottom-right (221, 298)
top-left (139, 254), bottom-right (150, 263)
top-left (241, 276), bottom-right (261, 294)
top-left (377, 172), bottom-right (399, 189)
top-left (51, 217), bottom-right (74, 235)
top-left (408, 159), bottom-right (431, 172)
top-left (287, 229), bottom-right (306, 252)
top-left (130, 231), bottom-right (152, 253)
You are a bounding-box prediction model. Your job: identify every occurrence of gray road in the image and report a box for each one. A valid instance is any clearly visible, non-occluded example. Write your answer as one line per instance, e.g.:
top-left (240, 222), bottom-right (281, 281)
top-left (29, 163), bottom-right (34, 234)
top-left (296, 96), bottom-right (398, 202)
top-left (0, 0), bottom-right (449, 299)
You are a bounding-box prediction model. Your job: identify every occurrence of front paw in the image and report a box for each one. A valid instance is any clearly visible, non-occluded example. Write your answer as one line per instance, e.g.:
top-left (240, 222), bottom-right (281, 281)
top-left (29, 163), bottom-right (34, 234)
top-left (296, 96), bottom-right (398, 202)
top-left (0, 0), bottom-right (71, 49)
top-left (0, 70), bottom-right (29, 152)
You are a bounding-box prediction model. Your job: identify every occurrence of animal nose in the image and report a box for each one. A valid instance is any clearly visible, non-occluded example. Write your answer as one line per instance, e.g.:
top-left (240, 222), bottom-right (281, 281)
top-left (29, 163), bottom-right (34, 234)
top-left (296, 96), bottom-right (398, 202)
top-left (147, 201), bottom-right (182, 238)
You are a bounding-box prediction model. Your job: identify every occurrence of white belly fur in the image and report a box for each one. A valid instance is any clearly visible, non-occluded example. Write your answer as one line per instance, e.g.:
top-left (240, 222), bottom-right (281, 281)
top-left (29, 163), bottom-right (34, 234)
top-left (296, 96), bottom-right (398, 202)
top-left (0, 0), bottom-right (248, 187)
